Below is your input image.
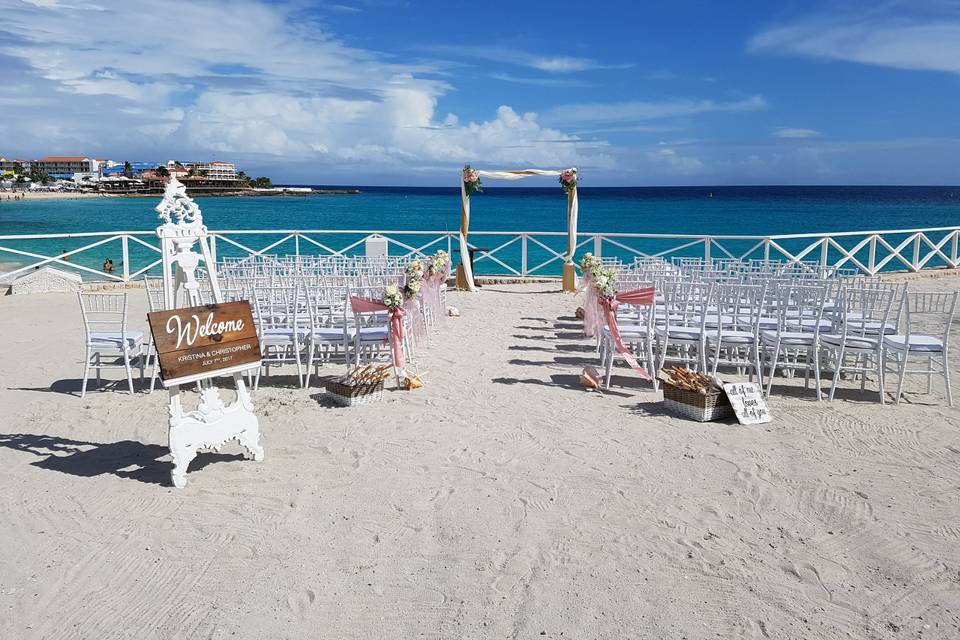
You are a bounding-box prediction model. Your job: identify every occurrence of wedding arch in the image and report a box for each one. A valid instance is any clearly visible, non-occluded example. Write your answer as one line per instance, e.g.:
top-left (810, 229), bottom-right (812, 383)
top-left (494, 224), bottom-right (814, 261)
top-left (457, 167), bottom-right (580, 292)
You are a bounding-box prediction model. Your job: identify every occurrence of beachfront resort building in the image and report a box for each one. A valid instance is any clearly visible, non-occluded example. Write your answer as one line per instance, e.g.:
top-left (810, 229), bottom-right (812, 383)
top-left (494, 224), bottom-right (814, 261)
top-left (183, 161), bottom-right (237, 181)
top-left (2, 155), bottom-right (98, 178)
top-left (35, 156), bottom-right (99, 178)
top-left (0, 157), bottom-right (35, 176)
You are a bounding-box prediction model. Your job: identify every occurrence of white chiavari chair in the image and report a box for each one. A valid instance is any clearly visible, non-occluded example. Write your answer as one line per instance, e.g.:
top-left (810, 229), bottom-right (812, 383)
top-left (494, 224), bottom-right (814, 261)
top-left (822, 286), bottom-right (895, 403)
top-left (761, 283), bottom-right (828, 399)
top-left (884, 290), bottom-right (958, 406)
top-left (77, 291), bottom-right (145, 397)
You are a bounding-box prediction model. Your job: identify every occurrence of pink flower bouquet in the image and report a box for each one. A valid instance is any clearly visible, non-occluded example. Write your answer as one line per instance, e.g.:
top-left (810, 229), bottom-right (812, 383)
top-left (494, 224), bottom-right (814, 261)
top-left (462, 164), bottom-right (483, 196)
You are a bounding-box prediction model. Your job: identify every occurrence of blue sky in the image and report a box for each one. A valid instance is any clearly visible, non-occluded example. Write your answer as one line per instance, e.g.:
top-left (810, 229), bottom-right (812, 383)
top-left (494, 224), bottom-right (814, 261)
top-left (1, 0), bottom-right (959, 185)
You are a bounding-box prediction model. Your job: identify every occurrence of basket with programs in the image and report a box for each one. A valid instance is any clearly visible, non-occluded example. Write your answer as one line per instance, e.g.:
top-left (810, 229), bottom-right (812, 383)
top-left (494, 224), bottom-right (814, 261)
top-left (325, 364), bottom-right (391, 407)
top-left (657, 366), bottom-right (733, 422)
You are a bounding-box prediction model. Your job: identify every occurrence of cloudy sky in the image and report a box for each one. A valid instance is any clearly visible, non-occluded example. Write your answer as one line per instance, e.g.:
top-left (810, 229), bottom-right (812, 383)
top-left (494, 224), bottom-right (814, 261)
top-left (1, 0), bottom-right (959, 185)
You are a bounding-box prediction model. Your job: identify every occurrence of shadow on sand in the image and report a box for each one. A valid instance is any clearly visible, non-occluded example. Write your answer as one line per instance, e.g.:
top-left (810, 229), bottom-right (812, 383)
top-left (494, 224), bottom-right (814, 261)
top-left (0, 433), bottom-right (244, 486)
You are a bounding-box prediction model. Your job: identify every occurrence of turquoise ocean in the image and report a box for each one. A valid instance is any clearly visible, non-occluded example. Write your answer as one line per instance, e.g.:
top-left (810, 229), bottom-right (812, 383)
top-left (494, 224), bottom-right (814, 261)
top-left (1, 186), bottom-right (959, 279)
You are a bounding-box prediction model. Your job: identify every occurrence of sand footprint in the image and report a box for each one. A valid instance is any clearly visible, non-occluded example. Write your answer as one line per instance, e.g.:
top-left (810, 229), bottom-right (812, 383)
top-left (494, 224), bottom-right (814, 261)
top-left (286, 588), bottom-right (317, 619)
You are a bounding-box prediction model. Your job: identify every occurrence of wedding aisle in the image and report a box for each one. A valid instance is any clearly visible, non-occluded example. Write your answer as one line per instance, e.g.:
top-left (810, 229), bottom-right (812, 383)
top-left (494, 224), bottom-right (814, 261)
top-left (1, 282), bottom-right (959, 639)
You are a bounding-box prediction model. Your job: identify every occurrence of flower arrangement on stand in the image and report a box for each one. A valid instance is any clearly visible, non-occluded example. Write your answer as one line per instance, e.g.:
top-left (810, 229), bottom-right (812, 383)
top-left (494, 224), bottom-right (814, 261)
top-left (463, 165), bottom-right (482, 197)
top-left (426, 249), bottom-right (450, 277)
top-left (593, 266), bottom-right (618, 299)
top-left (559, 168), bottom-right (578, 195)
top-left (383, 283), bottom-right (404, 309)
top-left (404, 258), bottom-right (425, 297)
top-left (580, 252), bottom-right (602, 279)
top-left (580, 252), bottom-right (617, 298)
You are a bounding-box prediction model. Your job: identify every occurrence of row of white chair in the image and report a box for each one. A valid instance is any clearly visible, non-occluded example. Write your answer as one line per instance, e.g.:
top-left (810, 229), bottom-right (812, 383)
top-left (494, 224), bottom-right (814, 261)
top-left (598, 273), bottom-right (957, 406)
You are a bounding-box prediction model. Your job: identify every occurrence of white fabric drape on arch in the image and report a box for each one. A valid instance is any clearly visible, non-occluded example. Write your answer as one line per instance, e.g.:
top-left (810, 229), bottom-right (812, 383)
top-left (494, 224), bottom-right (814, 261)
top-left (457, 168), bottom-right (578, 292)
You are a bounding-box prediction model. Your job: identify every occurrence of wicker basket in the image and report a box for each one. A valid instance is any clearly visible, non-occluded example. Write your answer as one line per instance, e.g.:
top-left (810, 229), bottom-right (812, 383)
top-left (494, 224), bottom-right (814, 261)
top-left (324, 379), bottom-right (385, 407)
top-left (661, 381), bottom-right (733, 422)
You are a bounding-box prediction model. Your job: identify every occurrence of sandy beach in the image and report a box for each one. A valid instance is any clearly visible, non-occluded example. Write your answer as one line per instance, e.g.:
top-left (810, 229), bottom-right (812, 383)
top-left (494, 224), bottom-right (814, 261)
top-left (1, 279), bottom-right (959, 639)
top-left (0, 191), bottom-right (107, 201)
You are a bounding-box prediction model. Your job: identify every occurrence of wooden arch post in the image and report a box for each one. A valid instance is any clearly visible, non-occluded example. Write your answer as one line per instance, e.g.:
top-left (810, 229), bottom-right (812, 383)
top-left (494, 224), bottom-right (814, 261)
top-left (562, 183), bottom-right (579, 293)
top-left (456, 167), bottom-right (579, 292)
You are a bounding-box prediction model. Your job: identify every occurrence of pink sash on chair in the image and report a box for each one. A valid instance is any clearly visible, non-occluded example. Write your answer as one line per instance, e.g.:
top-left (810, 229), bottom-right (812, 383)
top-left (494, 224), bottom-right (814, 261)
top-left (580, 274), bottom-right (604, 337)
top-left (599, 287), bottom-right (656, 380)
top-left (404, 296), bottom-right (427, 346)
top-left (350, 296), bottom-right (406, 370)
top-left (421, 264), bottom-right (449, 322)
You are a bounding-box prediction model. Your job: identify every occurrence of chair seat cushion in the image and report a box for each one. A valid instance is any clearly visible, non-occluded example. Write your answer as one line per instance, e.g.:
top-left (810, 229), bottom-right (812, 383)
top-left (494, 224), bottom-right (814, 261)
top-left (356, 326), bottom-right (389, 342)
top-left (786, 318), bottom-right (832, 331)
top-left (90, 331), bottom-right (143, 349)
top-left (821, 333), bottom-right (879, 349)
top-left (708, 330), bottom-right (755, 344)
top-left (883, 334), bottom-right (944, 352)
top-left (656, 327), bottom-right (704, 341)
top-left (844, 320), bottom-right (897, 335)
top-left (309, 327), bottom-right (350, 341)
top-left (760, 330), bottom-right (816, 346)
top-left (738, 315), bottom-right (778, 329)
top-left (608, 322), bottom-right (650, 336)
top-left (261, 328), bottom-right (308, 344)
top-left (702, 314), bottom-right (734, 328)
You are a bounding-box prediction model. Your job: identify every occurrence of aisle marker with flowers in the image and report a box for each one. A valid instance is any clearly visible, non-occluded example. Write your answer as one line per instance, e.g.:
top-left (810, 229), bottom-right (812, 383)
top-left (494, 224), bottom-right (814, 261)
top-left (579, 252), bottom-right (655, 381)
top-left (352, 250), bottom-right (451, 387)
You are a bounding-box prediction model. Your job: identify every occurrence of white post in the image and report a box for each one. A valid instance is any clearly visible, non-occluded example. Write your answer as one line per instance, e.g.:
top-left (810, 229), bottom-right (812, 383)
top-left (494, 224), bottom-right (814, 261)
top-left (121, 235), bottom-right (129, 282)
top-left (521, 233), bottom-right (528, 276)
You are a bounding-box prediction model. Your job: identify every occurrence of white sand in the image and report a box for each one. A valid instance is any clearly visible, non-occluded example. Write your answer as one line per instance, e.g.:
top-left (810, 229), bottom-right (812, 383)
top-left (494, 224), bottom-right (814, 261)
top-left (0, 191), bottom-right (104, 201)
top-left (1, 280), bottom-right (959, 639)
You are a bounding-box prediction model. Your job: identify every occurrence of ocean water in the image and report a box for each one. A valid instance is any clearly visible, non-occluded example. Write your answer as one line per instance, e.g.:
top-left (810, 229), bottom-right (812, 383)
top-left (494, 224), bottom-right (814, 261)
top-left (1, 186), bottom-right (959, 279)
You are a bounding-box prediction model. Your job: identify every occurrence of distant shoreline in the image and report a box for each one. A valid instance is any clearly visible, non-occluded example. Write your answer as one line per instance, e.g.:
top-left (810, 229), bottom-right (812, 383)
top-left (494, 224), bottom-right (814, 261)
top-left (0, 188), bottom-right (361, 201)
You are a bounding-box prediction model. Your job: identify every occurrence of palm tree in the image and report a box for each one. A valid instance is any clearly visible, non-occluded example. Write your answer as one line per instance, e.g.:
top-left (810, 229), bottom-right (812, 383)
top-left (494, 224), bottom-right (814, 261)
top-left (155, 166), bottom-right (170, 177)
top-left (123, 161), bottom-right (133, 178)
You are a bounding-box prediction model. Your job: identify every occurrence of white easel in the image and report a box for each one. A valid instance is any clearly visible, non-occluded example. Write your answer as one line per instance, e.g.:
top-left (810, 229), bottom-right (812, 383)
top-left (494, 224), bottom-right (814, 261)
top-left (154, 177), bottom-right (264, 488)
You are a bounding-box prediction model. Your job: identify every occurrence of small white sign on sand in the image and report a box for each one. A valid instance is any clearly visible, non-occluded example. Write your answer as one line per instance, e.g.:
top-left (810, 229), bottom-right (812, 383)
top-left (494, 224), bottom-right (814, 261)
top-left (722, 382), bottom-right (771, 425)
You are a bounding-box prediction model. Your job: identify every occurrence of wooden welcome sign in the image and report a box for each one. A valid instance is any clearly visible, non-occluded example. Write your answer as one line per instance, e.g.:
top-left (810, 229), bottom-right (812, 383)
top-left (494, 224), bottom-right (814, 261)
top-left (147, 301), bottom-right (261, 386)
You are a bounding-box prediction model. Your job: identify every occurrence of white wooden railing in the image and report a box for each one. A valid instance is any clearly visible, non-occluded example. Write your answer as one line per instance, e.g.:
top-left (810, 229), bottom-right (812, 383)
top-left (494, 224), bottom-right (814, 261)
top-left (1, 226), bottom-right (959, 284)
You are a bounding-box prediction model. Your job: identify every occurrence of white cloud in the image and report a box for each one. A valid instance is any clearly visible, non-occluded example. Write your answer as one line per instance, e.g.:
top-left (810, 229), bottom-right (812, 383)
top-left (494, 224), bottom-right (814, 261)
top-left (749, 10), bottom-right (960, 73)
top-left (530, 55), bottom-right (627, 73)
top-left (489, 73), bottom-right (591, 88)
top-left (644, 147), bottom-right (705, 176)
top-left (0, 0), bottom-right (613, 178)
top-left (772, 127), bottom-right (820, 139)
top-left (419, 45), bottom-right (632, 74)
top-left (543, 95), bottom-right (768, 126)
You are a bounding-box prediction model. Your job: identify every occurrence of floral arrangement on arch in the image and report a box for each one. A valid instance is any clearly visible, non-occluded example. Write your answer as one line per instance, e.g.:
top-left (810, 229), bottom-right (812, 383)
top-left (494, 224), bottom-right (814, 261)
top-left (580, 252), bottom-right (617, 299)
top-left (559, 168), bottom-right (578, 195)
top-left (426, 249), bottom-right (450, 277)
top-left (462, 165), bottom-right (482, 197)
